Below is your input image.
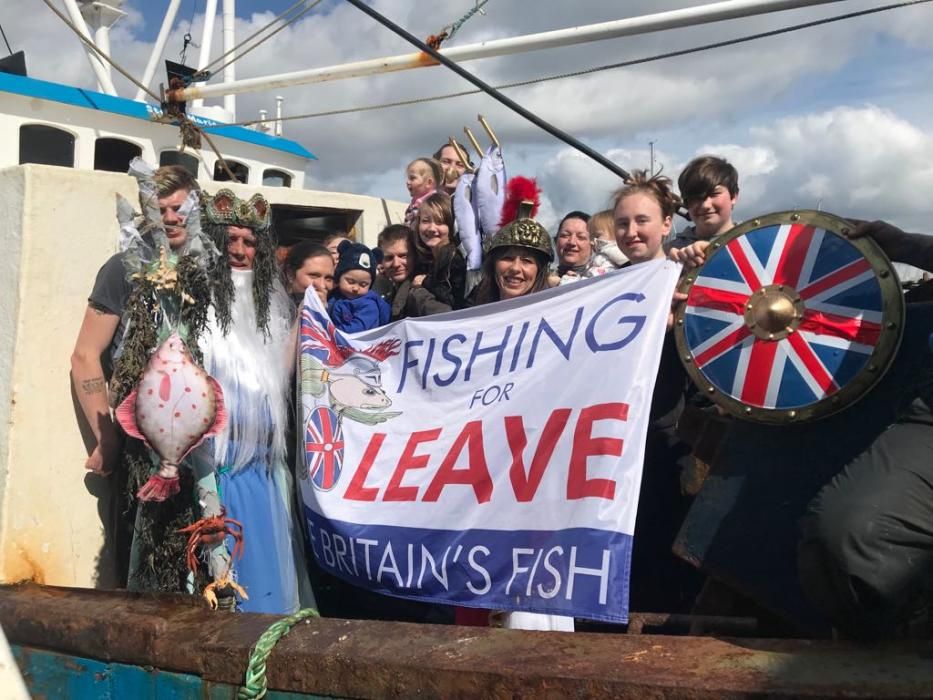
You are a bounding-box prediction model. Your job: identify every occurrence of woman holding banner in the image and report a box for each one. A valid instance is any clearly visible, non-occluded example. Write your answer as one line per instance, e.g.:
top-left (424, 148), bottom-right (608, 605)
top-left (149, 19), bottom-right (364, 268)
top-left (613, 171), bottom-right (705, 612)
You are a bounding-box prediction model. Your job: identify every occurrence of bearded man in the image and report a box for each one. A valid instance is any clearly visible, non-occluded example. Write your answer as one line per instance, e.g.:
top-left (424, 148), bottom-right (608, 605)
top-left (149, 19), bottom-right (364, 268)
top-left (197, 189), bottom-right (314, 614)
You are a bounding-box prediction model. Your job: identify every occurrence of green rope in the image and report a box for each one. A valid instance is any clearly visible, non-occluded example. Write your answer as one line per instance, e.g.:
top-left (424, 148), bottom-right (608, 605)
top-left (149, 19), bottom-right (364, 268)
top-left (238, 607), bottom-right (321, 699)
top-left (445, 0), bottom-right (490, 40)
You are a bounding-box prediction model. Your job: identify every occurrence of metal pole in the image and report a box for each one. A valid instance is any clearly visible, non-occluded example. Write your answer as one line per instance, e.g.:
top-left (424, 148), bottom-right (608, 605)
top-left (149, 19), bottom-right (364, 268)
top-left (136, 0), bottom-right (182, 102)
top-left (275, 95), bottom-right (284, 136)
top-left (61, 0), bottom-right (118, 95)
top-left (192, 0), bottom-right (219, 109)
top-left (170, 0), bottom-right (847, 101)
top-left (222, 0), bottom-right (236, 118)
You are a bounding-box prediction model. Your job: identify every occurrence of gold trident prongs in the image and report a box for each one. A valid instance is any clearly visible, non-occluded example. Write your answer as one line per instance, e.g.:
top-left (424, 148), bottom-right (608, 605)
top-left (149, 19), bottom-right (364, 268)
top-left (477, 113), bottom-right (500, 150)
top-left (449, 136), bottom-right (475, 174)
top-left (463, 126), bottom-right (483, 158)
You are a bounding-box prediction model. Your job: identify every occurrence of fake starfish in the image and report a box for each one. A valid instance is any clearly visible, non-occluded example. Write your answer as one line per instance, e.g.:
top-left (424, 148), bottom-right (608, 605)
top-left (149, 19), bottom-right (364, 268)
top-left (134, 246), bottom-right (194, 304)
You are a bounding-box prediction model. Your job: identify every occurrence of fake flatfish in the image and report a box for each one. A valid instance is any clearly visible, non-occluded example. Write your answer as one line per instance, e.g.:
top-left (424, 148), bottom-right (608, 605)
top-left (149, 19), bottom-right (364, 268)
top-left (116, 332), bottom-right (227, 501)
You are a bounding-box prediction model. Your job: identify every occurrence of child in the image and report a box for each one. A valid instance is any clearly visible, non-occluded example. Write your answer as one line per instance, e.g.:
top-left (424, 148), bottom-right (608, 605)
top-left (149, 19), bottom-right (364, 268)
top-left (328, 240), bottom-right (391, 332)
top-left (588, 208), bottom-right (628, 267)
top-left (670, 155), bottom-right (739, 251)
top-left (403, 157), bottom-right (443, 229)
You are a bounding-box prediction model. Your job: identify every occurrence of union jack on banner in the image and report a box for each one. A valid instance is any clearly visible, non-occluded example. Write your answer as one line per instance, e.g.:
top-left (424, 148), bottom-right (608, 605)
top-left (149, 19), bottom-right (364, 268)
top-left (306, 406), bottom-right (345, 491)
top-left (683, 222), bottom-right (883, 411)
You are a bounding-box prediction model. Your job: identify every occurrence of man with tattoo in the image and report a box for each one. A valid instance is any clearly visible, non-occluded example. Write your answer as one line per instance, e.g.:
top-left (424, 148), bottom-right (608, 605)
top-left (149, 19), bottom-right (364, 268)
top-left (70, 165), bottom-right (199, 476)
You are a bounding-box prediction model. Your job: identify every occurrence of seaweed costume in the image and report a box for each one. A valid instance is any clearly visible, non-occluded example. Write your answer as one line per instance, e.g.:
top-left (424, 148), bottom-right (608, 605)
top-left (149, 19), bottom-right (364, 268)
top-left (197, 189), bottom-right (315, 614)
top-left (112, 160), bottom-right (235, 601)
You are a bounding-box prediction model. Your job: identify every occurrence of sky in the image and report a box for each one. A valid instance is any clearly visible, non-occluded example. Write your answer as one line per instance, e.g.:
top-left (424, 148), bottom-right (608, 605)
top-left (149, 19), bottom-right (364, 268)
top-left (3, 0), bottom-right (933, 232)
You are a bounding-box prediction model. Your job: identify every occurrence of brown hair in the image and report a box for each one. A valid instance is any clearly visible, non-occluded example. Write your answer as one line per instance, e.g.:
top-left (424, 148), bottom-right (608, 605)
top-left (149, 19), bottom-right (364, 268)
top-left (474, 245), bottom-right (551, 305)
top-left (377, 223), bottom-right (412, 249)
top-left (678, 155), bottom-right (739, 205)
top-left (153, 164), bottom-right (200, 197)
top-left (611, 169), bottom-right (680, 219)
top-left (413, 192), bottom-right (455, 262)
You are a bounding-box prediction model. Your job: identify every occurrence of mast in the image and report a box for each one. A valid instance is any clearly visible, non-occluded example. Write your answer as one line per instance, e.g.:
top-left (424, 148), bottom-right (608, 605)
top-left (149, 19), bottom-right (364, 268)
top-left (136, 0), bottom-right (182, 102)
top-left (191, 0), bottom-right (219, 110)
top-left (61, 0), bottom-right (119, 95)
top-left (222, 0), bottom-right (236, 119)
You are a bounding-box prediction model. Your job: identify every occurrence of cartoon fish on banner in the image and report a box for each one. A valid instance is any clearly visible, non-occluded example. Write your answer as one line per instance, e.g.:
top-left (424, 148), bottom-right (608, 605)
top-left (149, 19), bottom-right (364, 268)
top-left (116, 332), bottom-right (227, 501)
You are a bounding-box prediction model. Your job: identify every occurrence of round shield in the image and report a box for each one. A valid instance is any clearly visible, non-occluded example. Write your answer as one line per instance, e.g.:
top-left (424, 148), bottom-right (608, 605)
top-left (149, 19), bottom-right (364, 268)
top-left (674, 210), bottom-right (904, 423)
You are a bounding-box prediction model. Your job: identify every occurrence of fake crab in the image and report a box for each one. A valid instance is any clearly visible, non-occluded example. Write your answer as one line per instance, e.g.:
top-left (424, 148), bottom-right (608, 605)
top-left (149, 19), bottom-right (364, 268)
top-left (177, 509), bottom-right (247, 607)
top-left (203, 574), bottom-right (249, 611)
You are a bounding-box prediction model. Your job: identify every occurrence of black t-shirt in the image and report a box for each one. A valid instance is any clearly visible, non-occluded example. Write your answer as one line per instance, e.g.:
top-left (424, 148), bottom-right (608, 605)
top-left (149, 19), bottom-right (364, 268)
top-left (88, 252), bottom-right (132, 378)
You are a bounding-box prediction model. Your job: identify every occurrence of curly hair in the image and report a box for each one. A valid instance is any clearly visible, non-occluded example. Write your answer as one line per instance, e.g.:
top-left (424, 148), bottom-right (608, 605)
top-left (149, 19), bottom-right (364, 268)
top-left (611, 169), bottom-right (681, 219)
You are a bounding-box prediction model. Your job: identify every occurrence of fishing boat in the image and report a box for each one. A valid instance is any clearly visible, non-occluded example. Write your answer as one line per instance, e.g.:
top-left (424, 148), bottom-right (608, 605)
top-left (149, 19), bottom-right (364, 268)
top-left (2, 0), bottom-right (933, 697)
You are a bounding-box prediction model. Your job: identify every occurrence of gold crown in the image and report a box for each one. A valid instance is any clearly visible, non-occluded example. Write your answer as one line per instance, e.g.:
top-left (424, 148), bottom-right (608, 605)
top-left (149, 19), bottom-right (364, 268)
top-left (203, 189), bottom-right (271, 229)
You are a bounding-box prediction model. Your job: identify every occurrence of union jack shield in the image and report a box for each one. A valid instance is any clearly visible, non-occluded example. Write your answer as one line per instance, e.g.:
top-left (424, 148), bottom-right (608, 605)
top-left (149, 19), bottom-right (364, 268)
top-left (305, 406), bottom-right (345, 491)
top-left (676, 211), bottom-right (903, 422)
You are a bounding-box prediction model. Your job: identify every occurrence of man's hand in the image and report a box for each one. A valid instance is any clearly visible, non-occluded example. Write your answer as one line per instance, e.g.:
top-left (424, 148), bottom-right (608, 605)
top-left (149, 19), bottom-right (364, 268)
top-left (847, 220), bottom-right (908, 261)
top-left (669, 240), bottom-right (711, 270)
top-left (668, 291), bottom-right (688, 331)
top-left (85, 426), bottom-right (118, 476)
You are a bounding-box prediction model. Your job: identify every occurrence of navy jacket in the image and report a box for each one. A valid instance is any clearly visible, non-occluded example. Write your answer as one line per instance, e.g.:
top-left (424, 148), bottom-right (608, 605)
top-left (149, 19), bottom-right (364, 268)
top-left (328, 289), bottom-right (391, 332)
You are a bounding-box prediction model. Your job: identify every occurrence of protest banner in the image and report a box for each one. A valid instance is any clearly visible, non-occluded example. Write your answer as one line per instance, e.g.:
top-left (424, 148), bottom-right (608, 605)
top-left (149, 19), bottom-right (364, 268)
top-left (297, 259), bottom-right (680, 623)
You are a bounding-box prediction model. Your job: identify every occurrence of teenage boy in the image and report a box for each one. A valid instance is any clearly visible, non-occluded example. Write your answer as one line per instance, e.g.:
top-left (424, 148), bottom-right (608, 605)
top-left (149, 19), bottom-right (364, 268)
top-left (669, 155), bottom-right (739, 261)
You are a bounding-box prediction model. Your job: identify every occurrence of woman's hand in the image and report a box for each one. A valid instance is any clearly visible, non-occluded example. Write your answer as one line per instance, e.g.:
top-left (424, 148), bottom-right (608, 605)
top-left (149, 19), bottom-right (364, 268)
top-left (668, 291), bottom-right (688, 331)
top-left (412, 274), bottom-right (427, 287)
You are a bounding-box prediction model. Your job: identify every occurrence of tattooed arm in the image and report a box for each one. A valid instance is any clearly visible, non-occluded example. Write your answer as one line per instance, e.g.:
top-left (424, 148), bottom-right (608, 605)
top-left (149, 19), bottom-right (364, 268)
top-left (70, 305), bottom-right (121, 475)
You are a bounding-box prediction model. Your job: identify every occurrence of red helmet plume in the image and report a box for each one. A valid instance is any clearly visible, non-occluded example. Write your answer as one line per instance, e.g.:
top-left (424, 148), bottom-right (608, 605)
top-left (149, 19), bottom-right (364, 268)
top-left (499, 176), bottom-right (540, 227)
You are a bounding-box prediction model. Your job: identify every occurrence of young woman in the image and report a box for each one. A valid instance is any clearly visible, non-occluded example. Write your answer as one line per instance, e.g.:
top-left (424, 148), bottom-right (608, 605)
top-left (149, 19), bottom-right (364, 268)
top-left (283, 240), bottom-right (334, 306)
top-left (412, 192), bottom-right (467, 309)
top-left (612, 170), bottom-right (704, 613)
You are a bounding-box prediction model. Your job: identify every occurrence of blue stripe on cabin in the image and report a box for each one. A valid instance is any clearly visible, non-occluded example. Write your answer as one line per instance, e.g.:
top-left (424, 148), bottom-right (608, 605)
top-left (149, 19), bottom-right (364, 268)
top-left (0, 72), bottom-right (316, 160)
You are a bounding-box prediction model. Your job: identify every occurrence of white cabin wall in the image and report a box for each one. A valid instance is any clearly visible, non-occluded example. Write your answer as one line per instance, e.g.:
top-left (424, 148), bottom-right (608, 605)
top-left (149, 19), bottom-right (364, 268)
top-left (0, 165), bottom-right (137, 588)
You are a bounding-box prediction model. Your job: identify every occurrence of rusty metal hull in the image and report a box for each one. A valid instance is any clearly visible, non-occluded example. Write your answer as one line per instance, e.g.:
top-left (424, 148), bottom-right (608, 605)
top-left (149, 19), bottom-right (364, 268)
top-left (3, 584), bottom-right (933, 699)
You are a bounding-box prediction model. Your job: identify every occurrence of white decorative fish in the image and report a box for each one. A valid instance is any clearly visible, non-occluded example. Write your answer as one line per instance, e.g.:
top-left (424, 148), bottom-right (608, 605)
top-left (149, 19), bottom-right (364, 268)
top-left (473, 144), bottom-right (506, 246)
top-left (116, 332), bottom-right (227, 501)
top-left (454, 170), bottom-right (483, 280)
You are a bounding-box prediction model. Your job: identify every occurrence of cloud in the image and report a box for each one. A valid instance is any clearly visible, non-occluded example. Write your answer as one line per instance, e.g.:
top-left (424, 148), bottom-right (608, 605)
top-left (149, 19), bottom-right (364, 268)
top-left (4, 0), bottom-right (933, 235)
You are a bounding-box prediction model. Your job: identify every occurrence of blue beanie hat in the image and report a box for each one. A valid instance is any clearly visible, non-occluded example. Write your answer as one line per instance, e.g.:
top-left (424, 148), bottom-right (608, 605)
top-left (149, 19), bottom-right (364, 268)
top-left (334, 239), bottom-right (383, 283)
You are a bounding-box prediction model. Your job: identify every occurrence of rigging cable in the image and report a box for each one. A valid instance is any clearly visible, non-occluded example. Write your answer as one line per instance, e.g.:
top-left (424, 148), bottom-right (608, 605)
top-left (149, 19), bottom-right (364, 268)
top-left (41, 0), bottom-right (162, 102)
top-left (230, 0), bottom-right (933, 127)
top-left (41, 0), bottom-right (242, 183)
top-left (198, 0), bottom-right (323, 79)
top-left (0, 21), bottom-right (13, 55)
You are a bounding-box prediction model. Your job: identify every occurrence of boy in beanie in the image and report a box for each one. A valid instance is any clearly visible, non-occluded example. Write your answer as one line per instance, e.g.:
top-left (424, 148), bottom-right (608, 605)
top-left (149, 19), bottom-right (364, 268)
top-left (328, 239), bottom-right (391, 332)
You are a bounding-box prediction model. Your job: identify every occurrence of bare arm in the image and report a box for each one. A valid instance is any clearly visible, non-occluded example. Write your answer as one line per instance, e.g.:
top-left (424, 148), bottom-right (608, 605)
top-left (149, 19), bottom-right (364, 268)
top-left (70, 305), bottom-right (120, 475)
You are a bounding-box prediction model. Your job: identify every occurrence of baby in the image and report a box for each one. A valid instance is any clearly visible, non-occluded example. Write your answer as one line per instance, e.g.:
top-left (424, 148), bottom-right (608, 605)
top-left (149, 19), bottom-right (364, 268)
top-left (328, 240), bottom-right (391, 332)
top-left (403, 157), bottom-right (442, 229)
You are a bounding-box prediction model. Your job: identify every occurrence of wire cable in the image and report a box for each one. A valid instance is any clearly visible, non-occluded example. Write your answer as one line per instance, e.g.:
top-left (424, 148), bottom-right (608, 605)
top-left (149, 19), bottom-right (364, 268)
top-left (230, 0), bottom-right (932, 127)
top-left (201, 0), bottom-right (322, 76)
top-left (0, 21), bottom-right (13, 55)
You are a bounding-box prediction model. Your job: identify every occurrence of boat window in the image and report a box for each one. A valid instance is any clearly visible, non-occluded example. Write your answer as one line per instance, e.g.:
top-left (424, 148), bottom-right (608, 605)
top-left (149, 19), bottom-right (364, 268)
top-left (19, 124), bottom-right (75, 167)
top-left (94, 137), bottom-right (143, 173)
top-left (263, 169), bottom-right (292, 188)
top-left (213, 159), bottom-right (249, 183)
top-left (159, 150), bottom-right (200, 178)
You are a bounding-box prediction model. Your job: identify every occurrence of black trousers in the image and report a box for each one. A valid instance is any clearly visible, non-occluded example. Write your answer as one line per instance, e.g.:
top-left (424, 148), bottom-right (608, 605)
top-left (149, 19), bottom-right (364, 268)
top-left (798, 401), bottom-right (933, 639)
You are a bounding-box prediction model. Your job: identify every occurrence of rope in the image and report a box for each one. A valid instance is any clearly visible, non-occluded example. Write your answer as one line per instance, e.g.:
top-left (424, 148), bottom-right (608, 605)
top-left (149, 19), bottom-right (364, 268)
top-left (237, 607), bottom-right (320, 700)
top-left (41, 0), bottom-right (162, 102)
top-left (229, 0), bottom-right (932, 127)
top-left (200, 0), bottom-right (323, 79)
top-left (0, 21), bottom-right (13, 55)
top-left (445, 0), bottom-right (490, 40)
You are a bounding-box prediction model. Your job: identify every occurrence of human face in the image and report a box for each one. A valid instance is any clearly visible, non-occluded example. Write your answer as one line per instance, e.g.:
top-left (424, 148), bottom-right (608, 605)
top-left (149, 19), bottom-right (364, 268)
top-left (158, 188), bottom-right (190, 250)
top-left (326, 236), bottom-right (349, 265)
top-left (555, 217), bottom-right (593, 267)
top-left (338, 269), bottom-right (372, 300)
top-left (227, 225), bottom-right (257, 270)
top-left (418, 208), bottom-right (450, 250)
top-left (494, 247), bottom-right (540, 300)
top-left (291, 254), bottom-right (335, 305)
top-left (406, 165), bottom-right (432, 198)
top-left (686, 185), bottom-right (737, 238)
top-left (438, 145), bottom-right (466, 190)
top-left (381, 239), bottom-right (409, 284)
top-left (614, 192), bottom-right (672, 264)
